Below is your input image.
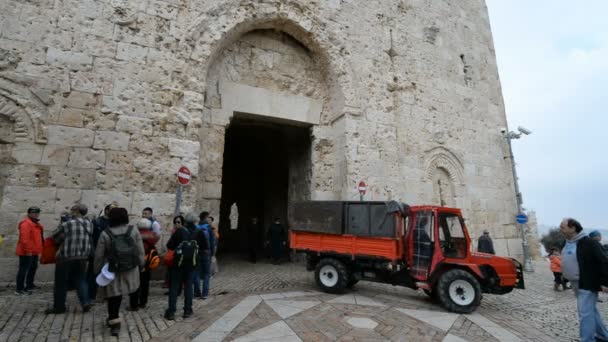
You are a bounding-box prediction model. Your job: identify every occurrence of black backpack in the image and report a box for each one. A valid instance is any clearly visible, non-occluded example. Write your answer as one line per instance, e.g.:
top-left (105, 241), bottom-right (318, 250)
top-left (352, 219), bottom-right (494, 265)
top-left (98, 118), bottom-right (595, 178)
top-left (175, 228), bottom-right (198, 269)
top-left (106, 226), bottom-right (139, 273)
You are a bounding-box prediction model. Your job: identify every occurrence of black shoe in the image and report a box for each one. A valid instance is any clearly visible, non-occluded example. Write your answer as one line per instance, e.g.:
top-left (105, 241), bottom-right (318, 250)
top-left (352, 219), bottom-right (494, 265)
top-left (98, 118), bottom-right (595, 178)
top-left (83, 303), bottom-right (94, 313)
top-left (139, 303), bottom-right (147, 309)
top-left (126, 306), bottom-right (139, 312)
top-left (25, 285), bottom-right (40, 291)
top-left (45, 308), bottom-right (66, 315)
top-left (163, 291), bottom-right (170, 296)
top-left (183, 310), bottom-right (193, 319)
top-left (164, 311), bottom-right (175, 320)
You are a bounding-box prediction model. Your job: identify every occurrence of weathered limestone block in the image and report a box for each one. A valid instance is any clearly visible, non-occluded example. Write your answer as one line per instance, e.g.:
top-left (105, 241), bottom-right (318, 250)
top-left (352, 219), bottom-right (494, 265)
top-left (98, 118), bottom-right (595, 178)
top-left (10, 142), bottom-right (44, 164)
top-left (106, 151), bottom-right (134, 171)
top-left (57, 108), bottom-right (85, 127)
top-left (201, 182), bottom-right (222, 199)
top-left (72, 33), bottom-right (117, 58)
top-left (80, 190), bottom-right (131, 214)
top-left (70, 71), bottom-right (113, 95)
top-left (47, 125), bottom-right (95, 147)
top-left (62, 91), bottom-right (99, 110)
top-left (129, 135), bottom-right (169, 154)
top-left (46, 47), bottom-right (93, 71)
top-left (116, 42), bottom-right (149, 62)
top-left (168, 138), bottom-right (199, 159)
top-left (132, 192), bottom-right (176, 216)
top-left (67, 148), bottom-right (106, 169)
top-left (96, 170), bottom-right (125, 191)
top-left (123, 172), bottom-right (176, 193)
top-left (49, 167), bottom-right (96, 189)
top-left (41, 145), bottom-right (71, 166)
top-left (116, 116), bottom-right (153, 135)
top-left (0, 211), bottom-right (20, 235)
top-left (93, 130), bottom-right (130, 151)
top-left (6, 164), bottom-right (50, 187)
top-left (0, 186), bottom-right (56, 213)
top-left (54, 188), bottom-right (83, 214)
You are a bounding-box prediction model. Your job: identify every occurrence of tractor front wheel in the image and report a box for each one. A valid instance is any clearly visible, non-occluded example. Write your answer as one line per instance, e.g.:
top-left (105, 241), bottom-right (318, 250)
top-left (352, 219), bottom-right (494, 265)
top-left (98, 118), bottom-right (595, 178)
top-left (314, 258), bottom-right (349, 294)
top-left (436, 269), bottom-right (482, 313)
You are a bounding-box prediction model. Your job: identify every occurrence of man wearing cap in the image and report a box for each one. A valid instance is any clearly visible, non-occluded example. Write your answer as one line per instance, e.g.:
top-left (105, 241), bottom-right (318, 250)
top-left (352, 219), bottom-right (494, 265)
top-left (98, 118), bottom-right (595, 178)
top-left (86, 203), bottom-right (116, 301)
top-left (46, 203), bottom-right (93, 314)
top-left (589, 230), bottom-right (608, 256)
top-left (15, 207), bottom-right (44, 295)
top-left (477, 229), bottom-right (495, 254)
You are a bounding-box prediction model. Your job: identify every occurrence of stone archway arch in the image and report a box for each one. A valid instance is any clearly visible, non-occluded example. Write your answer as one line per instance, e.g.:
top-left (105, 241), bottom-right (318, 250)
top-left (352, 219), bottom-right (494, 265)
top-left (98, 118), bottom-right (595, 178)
top-left (0, 77), bottom-right (48, 143)
top-left (179, 0), bottom-right (361, 121)
top-left (424, 146), bottom-right (464, 185)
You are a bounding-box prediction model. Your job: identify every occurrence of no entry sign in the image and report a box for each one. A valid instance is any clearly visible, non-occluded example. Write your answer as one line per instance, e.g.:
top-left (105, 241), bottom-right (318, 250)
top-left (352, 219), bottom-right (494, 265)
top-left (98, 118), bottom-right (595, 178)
top-left (177, 166), bottom-right (191, 185)
top-left (358, 181), bottom-right (367, 196)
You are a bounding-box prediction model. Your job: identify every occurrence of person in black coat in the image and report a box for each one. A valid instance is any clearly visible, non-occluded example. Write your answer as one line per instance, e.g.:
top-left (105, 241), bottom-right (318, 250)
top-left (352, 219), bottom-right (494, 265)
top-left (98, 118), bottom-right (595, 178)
top-left (164, 213), bottom-right (208, 320)
top-left (477, 230), bottom-right (495, 254)
top-left (267, 218), bottom-right (285, 264)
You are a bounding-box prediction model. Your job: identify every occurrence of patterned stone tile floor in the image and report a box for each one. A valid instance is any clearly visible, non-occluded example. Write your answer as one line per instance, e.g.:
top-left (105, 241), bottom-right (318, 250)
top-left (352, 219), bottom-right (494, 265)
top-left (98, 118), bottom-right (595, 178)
top-left (0, 257), bottom-right (603, 341)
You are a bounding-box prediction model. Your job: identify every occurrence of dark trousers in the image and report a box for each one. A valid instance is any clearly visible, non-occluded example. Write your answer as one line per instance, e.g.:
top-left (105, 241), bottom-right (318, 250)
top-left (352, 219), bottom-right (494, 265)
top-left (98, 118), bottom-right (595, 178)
top-left (132, 269), bottom-right (150, 307)
top-left (249, 246), bottom-right (257, 263)
top-left (193, 252), bottom-right (211, 297)
top-left (86, 257), bottom-right (97, 301)
top-left (168, 267), bottom-right (194, 314)
top-left (107, 295), bottom-right (122, 320)
top-left (553, 272), bottom-right (564, 284)
top-left (16, 255), bottom-right (39, 291)
top-left (54, 259), bottom-right (89, 311)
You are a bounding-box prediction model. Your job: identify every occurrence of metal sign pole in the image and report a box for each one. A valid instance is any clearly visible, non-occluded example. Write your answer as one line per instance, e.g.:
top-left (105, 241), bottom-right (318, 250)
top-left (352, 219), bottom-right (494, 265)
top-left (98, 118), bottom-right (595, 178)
top-left (174, 184), bottom-right (183, 217)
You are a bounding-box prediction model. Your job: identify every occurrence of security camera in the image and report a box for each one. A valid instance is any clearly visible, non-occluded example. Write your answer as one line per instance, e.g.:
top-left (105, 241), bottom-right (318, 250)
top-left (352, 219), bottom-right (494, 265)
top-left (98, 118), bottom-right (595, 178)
top-left (517, 126), bottom-right (532, 135)
top-left (500, 127), bottom-right (507, 134)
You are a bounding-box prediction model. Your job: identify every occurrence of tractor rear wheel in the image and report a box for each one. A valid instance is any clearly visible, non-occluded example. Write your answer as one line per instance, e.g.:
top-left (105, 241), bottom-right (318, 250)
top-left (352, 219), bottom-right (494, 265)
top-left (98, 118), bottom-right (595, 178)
top-left (314, 258), bottom-right (349, 294)
top-left (436, 269), bottom-right (482, 313)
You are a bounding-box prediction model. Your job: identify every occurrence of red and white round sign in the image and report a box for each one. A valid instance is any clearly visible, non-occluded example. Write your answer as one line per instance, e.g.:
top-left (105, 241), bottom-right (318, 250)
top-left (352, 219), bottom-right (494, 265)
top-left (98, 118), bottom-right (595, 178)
top-left (177, 166), bottom-right (191, 185)
top-left (358, 181), bottom-right (367, 195)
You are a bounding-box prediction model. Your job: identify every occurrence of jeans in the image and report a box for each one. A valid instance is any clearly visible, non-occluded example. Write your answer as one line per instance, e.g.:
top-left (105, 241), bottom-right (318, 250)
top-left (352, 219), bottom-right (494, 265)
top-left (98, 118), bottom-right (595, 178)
top-left (168, 268), bottom-right (194, 314)
top-left (193, 252), bottom-right (211, 297)
top-left (574, 282), bottom-right (608, 342)
top-left (86, 257), bottom-right (97, 301)
top-left (16, 255), bottom-right (39, 291)
top-left (132, 269), bottom-right (150, 307)
top-left (54, 259), bottom-right (89, 311)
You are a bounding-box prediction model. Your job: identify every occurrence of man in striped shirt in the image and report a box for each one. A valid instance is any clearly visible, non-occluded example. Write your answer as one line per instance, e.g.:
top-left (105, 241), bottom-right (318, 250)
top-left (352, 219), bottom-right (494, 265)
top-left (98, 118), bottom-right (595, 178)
top-left (45, 203), bottom-right (93, 314)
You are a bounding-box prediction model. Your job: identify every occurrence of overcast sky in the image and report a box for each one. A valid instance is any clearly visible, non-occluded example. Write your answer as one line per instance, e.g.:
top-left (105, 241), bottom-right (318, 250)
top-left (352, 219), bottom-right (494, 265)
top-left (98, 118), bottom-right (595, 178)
top-left (485, 1), bottom-right (608, 229)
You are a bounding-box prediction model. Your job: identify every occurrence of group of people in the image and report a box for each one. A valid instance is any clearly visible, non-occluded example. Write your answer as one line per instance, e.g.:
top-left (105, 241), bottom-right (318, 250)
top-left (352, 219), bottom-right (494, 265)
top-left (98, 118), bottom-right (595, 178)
top-left (14, 203), bottom-right (218, 337)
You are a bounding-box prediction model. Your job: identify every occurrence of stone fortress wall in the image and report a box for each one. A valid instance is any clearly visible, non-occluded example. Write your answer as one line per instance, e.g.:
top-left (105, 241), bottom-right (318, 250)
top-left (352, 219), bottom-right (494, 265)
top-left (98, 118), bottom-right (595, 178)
top-left (0, 0), bottom-right (533, 281)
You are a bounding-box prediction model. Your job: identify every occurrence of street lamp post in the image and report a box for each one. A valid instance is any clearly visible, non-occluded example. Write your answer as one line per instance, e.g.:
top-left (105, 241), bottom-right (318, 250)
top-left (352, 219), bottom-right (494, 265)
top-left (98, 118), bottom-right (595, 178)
top-left (504, 126), bottom-right (534, 272)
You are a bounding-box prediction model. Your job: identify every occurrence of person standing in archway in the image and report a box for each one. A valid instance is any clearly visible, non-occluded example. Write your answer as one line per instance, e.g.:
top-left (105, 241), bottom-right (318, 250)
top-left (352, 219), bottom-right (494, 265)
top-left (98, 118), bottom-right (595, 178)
top-left (247, 217), bottom-right (260, 263)
top-left (267, 218), bottom-right (285, 265)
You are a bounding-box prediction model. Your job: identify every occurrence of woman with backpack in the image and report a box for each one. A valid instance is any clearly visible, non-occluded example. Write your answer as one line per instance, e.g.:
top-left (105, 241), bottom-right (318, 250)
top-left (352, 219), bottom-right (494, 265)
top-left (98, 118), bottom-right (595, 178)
top-left (94, 207), bottom-right (145, 337)
top-left (164, 213), bottom-right (208, 320)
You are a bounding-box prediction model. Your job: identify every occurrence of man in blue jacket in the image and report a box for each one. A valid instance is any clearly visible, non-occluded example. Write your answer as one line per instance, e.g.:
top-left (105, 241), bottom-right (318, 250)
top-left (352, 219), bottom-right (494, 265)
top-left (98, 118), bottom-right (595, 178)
top-left (194, 211), bottom-right (215, 299)
top-left (561, 218), bottom-right (608, 342)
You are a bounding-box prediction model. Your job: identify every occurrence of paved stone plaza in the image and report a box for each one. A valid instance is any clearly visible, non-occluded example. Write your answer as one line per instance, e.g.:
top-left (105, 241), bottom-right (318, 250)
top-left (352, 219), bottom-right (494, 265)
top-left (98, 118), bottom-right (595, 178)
top-left (0, 258), bottom-right (601, 341)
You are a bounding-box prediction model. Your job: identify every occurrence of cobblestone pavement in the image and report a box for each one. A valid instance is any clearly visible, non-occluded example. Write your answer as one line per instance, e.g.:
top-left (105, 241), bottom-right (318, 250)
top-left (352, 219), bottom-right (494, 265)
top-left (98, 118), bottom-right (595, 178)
top-left (0, 257), bottom-right (604, 341)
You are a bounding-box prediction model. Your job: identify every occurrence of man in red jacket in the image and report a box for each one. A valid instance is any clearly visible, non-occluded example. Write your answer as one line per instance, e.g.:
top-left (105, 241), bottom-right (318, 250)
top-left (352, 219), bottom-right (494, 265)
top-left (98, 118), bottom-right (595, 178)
top-left (15, 206), bottom-right (44, 295)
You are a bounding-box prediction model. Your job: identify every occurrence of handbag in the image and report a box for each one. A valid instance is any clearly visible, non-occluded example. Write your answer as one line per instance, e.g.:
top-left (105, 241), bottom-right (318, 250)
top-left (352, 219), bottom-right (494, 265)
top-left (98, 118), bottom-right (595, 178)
top-left (40, 237), bottom-right (57, 264)
top-left (163, 249), bottom-right (175, 267)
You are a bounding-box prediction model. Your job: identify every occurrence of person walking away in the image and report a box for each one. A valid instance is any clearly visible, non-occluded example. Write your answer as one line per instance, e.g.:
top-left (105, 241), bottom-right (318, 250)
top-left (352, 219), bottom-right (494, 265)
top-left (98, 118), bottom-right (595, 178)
top-left (94, 207), bottom-right (145, 336)
top-left (477, 229), bottom-right (495, 254)
top-left (590, 230), bottom-right (608, 256)
top-left (88, 204), bottom-right (115, 301)
top-left (15, 206), bottom-right (44, 295)
top-left (194, 211), bottom-right (214, 299)
top-left (247, 217), bottom-right (260, 263)
top-left (560, 218), bottom-right (608, 342)
top-left (267, 218), bottom-right (286, 264)
top-left (164, 213), bottom-right (208, 320)
top-left (129, 218), bottom-right (160, 310)
top-left (549, 248), bottom-right (566, 291)
top-left (208, 216), bottom-right (220, 275)
top-left (45, 204), bottom-right (93, 314)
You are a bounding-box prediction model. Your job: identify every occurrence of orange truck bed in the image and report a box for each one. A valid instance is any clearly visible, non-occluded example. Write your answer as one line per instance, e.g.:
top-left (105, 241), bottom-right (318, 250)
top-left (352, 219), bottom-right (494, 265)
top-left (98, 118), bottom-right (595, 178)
top-left (290, 230), bottom-right (403, 262)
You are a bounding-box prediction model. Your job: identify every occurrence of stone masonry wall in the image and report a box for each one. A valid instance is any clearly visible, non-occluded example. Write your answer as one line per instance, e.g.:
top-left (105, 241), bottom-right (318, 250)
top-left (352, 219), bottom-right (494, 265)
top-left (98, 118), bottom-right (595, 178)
top-left (0, 0), bottom-right (527, 281)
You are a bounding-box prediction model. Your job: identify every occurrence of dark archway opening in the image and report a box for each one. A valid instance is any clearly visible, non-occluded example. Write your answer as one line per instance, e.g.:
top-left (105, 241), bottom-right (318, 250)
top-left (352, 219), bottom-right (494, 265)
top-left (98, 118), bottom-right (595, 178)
top-left (218, 115), bottom-right (311, 259)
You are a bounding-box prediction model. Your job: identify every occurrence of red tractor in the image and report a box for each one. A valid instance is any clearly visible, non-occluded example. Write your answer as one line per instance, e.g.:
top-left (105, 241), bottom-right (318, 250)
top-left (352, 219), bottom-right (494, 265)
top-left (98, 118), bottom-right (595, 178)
top-left (289, 201), bottom-right (524, 313)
